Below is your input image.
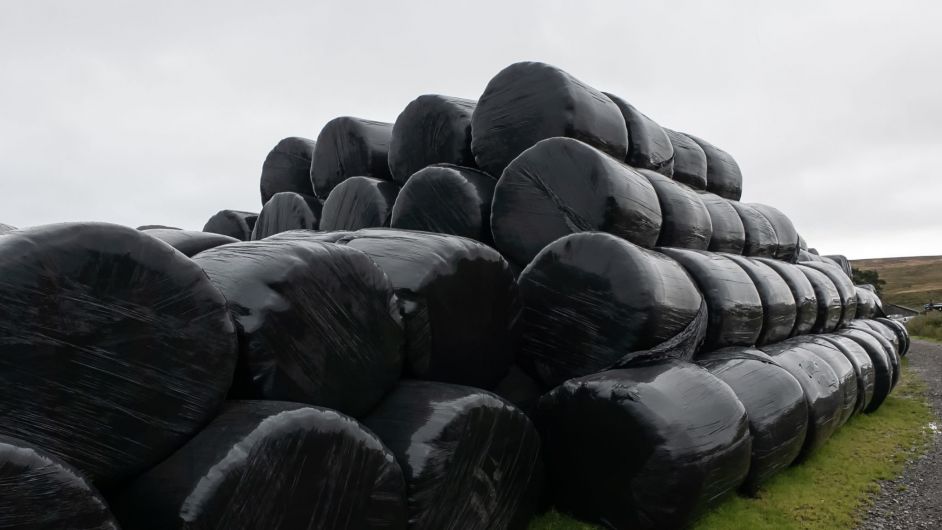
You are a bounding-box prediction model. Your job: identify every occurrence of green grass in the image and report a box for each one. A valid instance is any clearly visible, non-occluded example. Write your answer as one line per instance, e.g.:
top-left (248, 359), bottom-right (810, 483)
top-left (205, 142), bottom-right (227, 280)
top-left (529, 360), bottom-right (934, 530)
top-left (907, 312), bottom-right (942, 342)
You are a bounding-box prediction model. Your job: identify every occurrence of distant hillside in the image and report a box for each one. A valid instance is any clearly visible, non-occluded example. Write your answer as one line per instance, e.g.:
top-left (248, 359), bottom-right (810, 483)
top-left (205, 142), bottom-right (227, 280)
top-left (851, 255), bottom-right (942, 310)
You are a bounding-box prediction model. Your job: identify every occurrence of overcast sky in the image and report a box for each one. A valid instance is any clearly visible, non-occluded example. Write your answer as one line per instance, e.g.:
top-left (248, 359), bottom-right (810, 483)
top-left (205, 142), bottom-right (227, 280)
top-left (1, 1), bottom-right (939, 259)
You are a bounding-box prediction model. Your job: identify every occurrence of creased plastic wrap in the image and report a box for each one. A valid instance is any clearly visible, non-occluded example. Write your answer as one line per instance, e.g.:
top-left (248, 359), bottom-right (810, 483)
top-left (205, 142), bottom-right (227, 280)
top-left (877, 317), bottom-right (910, 356)
top-left (143, 229), bottom-right (238, 257)
top-left (749, 203), bottom-right (800, 262)
top-left (535, 360), bottom-right (751, 530)
top-left (686, 135), bottom-right (743, 201)
top-left (797, 264), bottom-right (842, 332)
top-left (137, 224), bottom-right (179, 231)
top-left (697, 348), bottom-right (808, 494)
top-left (640, 169), bottom-right (712, 249)
top-left (260, 137), bottom-right (317, 204)
top-left (250, 191), bottom-right (322, 240)
top-left (320, 176), bottom-right (399, 231)
top-left (202, 209), bottom-right (258, 241)
top-left (724, 255), bottom-right (796, 345)
top-left (798, 249), bottom-right (822, 262)
top-left (755, 258), bottom-right (818, 337)
top-left (665, 129), bottom-right (708, 190)
top-left (517, 233), bottom-right (705, 389)
top-left (823, 254), bottom-right (854, 278)
top-left (800, 261), bottom-right (858, 326)
top-left (699, 192), bottom-right (745, 254)
top-left (470, 61), bottom-right (628, 178)
top-left (857, 320), bottom-right (900, 356)
top-left (364, 381), bottom-right (543, 530)
top-left (729, 201), bottom-right (778, 258)
top-left (491, 136), bottom-right (662, 267)
top-left (842, 325), bottom-right (900, 390)
top-left (311, 117), bottom-right (394, 198)
top-left (390, 164), bottom-right (496, 245)
top-left (192, 239), bottom-right (404, 418)
top-left (0, 222), bottom-right (237, 487)
top-left (817, 334), bottom-right (876, 415)
top-left (794, 338), bottom-right (858, 428)
top-left (855, 287), bottom-right (878, 319)
top-left (834, 329), bottom-right (894, 412)
top-left (604, 93), bottom-right (674, 176)
top-left (111, 401), bottom-right (407, 530)
top-left (389, 95), bottom-right (477, 184)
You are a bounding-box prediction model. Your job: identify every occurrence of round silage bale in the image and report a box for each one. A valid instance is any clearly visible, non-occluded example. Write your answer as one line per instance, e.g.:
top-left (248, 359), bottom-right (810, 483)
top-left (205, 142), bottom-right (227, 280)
top-left (143, 229), bottom-right (238, 257)
top-left (664, 128), bottom-right (708, 190)
top-left (698, 192), bottom-right (745, 254)
top-left (640, 169), bottom-right (712, 250)
top-left (202, 209), bottom-right (258, 241)
top-left (388, 94), bottom-right (477, 185)
top-left (251, 192), bottom-right (323, 240)
top-left (320, 176), bottom-right (399, 231)
top-left (260, 136), bottom-right (317, 204)
top-left (311, 117), bottom-right (393, 198)
top-left (604, 93), bottom-right (674, 176)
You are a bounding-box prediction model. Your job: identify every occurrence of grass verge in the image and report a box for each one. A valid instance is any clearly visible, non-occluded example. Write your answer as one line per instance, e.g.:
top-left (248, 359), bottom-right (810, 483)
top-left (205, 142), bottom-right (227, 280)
top-left (907, 312), bottom-right (942, 342)
top-left (529, 359), bottom-right (933, 530)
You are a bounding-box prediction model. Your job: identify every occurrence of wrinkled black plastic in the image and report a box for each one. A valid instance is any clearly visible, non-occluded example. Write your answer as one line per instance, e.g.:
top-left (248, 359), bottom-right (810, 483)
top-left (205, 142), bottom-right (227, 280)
top-left (858, 320), bottom-right (900, 356)
top-left (798, 249), bottom-right (823, 262)
top-left (660, 248), bottom-right (763, 351)
top-left (797, 265), bottom-right (842, 332)
top-left (364, 381), bottom-right (543, 530)
top-left (311, 117), bottom-right (393, 198)
top-left (749, 203), bottom-right (799, 262)
top-left (112, 401), bottom-right (407, 530)
top-left (844, 325), bottom-right (900, 389)
top-left (143, 229), bottom-right (238, 257)
top-left (699, 192), bottom-right (745, 254)
top-left (877, 317), bottom-right (910, 356)
top-left (0, 223), bottom-right (237, 487)
top-left (536, 360), bottom-right (751, 530)
top-left (724, 255), bottom-right (796, 345)
top-left (858, 284), bottom-right (886, 317)
top-left (388, 95), bottom-right (477, 184)
top-left (260, 137), bottom-right (316, 204)
top-left (686, 135), bottom-right (743, 201)
top-left (756, 258), bottom-right (818, 337)
top-left (729, 201), bottom-right (778, 258)
top-left (517, 233), bottom-right (704, 388)
top-left (823, 254), bottom-right (853, 278)
top-left (0, 435), bottom-right (118, 530)
top-left (665, 129), bottom-right (708, 190)
top-left (817, 334), bottom-right (876, 415)
top-left (641, 169), bottom-right (712, 250)
top-left (193, 240), bottom-right (403, 418)
top-left (0, 223), bottom-right (16, 233)
top-left (136, 224), bottom-right (179, 230)
top-left (470, 61), bottom-right (628, 178)
top-left (795, 338), bottom-right (858, 428)
top-left (250, 192), bottom-right (322, 240)
top-left (697, 348), bottom-right (808, 494)
top-left (800, 261), bottom-right (858, 326)
top-left (320, 176), bottom-right (400, 231)
top-left (491, 136), bottom-right (661, 267)
top-left (390, 164), bottom-right (496, 245)
top-left (604, 93), bottom-right (674, 176)
top-left (855, 287), bottom-right (878, 319)
top-left (202, 210), bottom-right (258, 241)
top-left (836, 329), bottom-right (894, 412)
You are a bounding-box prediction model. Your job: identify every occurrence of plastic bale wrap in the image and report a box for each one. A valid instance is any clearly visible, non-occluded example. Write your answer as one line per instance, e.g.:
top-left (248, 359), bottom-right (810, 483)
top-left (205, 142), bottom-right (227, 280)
top-left (0, 223), bottom-right (17, 233)
top-left (203, 210), bottom-right (258, 241)
top-left (640, 169), bottom-right (712, 250)
top-left (685, 135), bottom-right (743, 201)
top-left (793, 338), bottom-right (858, 428)
top-left (470, 61), bottom-right (628, 178)
top-left (250, 192), bottom-right (322, 240)
top-left (697, 348), bottom-right (808, 494)
top-left (699, 192), bottom-right (745, 254)
top-left (493, 365), bottom-right (545, 415)
top-left (841, 325), bottom-right (900, 390)
top-left (756, 258), bottom-right (818, 337)
top-left (320, 176), bottom-right (399, 231)
top-left (142, 229), bottom-right (238, 257)
top-left (858, 284), bottom-right (886, 317)
top-left (260, 137), bottom-right (316, 204)
top-left (388, 95), bottom-right (477, 184)
top-left (660, 248), bottom-right (763, 352)
top-left (724, 255), bottom-right (796, 345)
top-left (749, 203), bottom-right (800, 262)
top-left (797, 264), bottom-right (842, 333)
top-left (800, 261), bottom-right (858, 326)
top-left (111, 401), bottom-right (407, 530)
top-left (877, 317), bottom-right (910, 356)
top-left (824, 254), bottom-right (853, 277)
top-left (490, 137), bottom-right (661, 267)
top-left (0, 435), bottom-right (119, 530)
top-left (817, 334), bottom-right (876, 415)
top-left (857, 320), bottom-right (901, 356)
top-left (835, 329), bottom-right (894, 412)
top-left (364, 381), bottom-right (543, 530)
top-left (604, 93), bottom-right (674, 176)
top-left (0, 223), bottom-right (237, 487)
top-left (535, 360), bottom-right (751, 530)
top-left (729, 201), bottom-right (778, 258)
top-left (192, 240), bottom-right (404, 418)
top-left (798, 249), bottom-right (823, 262)
top-left (137, 224), bottom-right (179, 230)
top-left (517, 233), bottom-right (705, 389)
top-left (665, 129), bottom-right (708, 190)
top-left (390, 164), bottom-right (496, 245)
top-left (311, 117), bottom-right (393, 198)
top-left (855, 287), bottom-right (878, 319)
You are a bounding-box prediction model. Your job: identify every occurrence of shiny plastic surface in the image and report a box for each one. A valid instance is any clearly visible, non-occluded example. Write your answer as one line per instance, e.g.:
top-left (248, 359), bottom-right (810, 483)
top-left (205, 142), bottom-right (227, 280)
top-left (535, 360), bottom-right (751, 530)
top-left (388, 95), bottom-right (477, 184)
top-left (877, 317), bottom-right (910, 356)
top-left (817, 334), bottom-right (876, 414)
top-left (800, 261), bottom-right (858, 326)
top-left (755, 258), bottom-right (818, 337)
top-left (390, 164), bottom-right (496, 245)
top-left (698, 192), bottom-right (745, 254)
top-left (491, 136), bottom-right (662, 267)
top-left (193, 240), bottom-right (404, 418)
top-left (250, 191), bottom-right (322, 240)
top-left (664, 129), bottom-right (708, 189)
top-left (857, 320), bottom-right (900, 356)
top-left (0, 223), bottom-right (237, 487)
top-left (143, 229), bottom-right (238, 257)
top-left (470, 61), bottom-right (628, 178)
top-left (320, 176), bottom-right (399, 231)
top-left (604, 93), bottom-right (674, 176)
top-left (724, 255), bottom-right (796, 345)
top-left (749, 203), bottom-right (800, 262)
top-left (798, 249), bottom-right (823, 262)
top-left (697, 348), bottom-right (808, 494)
top-left (729, 201), bottom-right (778, 258)
top-left (835, 329), bottom-right (894, 412)
top-left (517, 233), bottom-right (705, 388)
top-left (137, 224), bottom-right (179, 230)
top-left (686, 135), bottom-right (743, 201)
top-left (364, 381), bottom-right (543, 530)
top-left (260, 136), bottom-right (316, 204)
top-left (797, 264), bottom-right (842, 332)
top-left (202, 209), bottom-right (258, 241)
top-left (112, 401), bottom-right (407, 530)
top-left (311, 117), bottom-right (394, 198)
top-left (823, 254), bottom-right (854, 277)
top-left (855, 287), bottom-right (878, 319)
top-left (640, 169), bottom-right (713, 249)
top-left (794, 338), bottom-right (858, 428)
top-left (843, 325), bottom-right (900, 389)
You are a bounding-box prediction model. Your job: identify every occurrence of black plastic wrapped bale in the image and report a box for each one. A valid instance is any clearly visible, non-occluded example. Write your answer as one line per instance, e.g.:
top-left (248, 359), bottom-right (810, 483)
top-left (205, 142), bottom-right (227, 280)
top-left (724, 255), bottom-right (796, 346)
top-left (665, 129), bottom-right (708, 190)
top-left (193, 240), bottom-right (403, 418)
top-left (685, 135), bottom-right (743, 201)
top-left (260, 137), bottom-right (317, 204)
top-left (0, 435), bottom-right (119, 530)
top-left (311, 117), bottom-right (393, 198)
top-left (364, 381), bottom-right (542, 530)
top-left (517, 233), bottom-right (705, 389)
top-left (660, 248), bottom-right (762, 352)
top-left (143, 229), bottom-right (238, 257)
top-left (111, 401), bottom-right (407, 530)
top-left (756, 258), bottom-right (818, 337)
top-left (493, 365), bottom-right (545, 415)
top-left (250, 191), bottom-right (322, 240)
top-left (327, 229), bottom-right (518, 389)
top-left (490, 136), bottom-right (661, 267)
top-left (857, 320), bottom-right (900, 356)
top-left (535, 360), bottom-right (751, 530)
top-left (855, 287), bottom-right (878, 319)
top-left (749, 203), bottom-right (800, 262)
top-left (797, 264), bottom-right (842, 333)
top-left (388, 95), bottom-right (477, 185)
top-left (795, 338), bottom-right (858, 428)
top-left (843, 325), bottom-right (900, 390)
top-left (823, 254), bottom-right (853, 277)
top-left (800, 261), bottom-right (858, 326)
top-left (877, 317), bottom-right (910, 356)
top-left (798, 249), bottom-right (824, 262)
top-left (817, 334), bottom-right (876, 415)
top-left (728, 201), bottom-right (778, 258)
top-left (604, 93), bottom-right (674, 176)
top-left (697, 348), bottom-right (808, 495)
top-left (470, 61), bottom-right (628, 178)
top-left (0, 223), bottom-right (237, 487)
top-left (137, 224), bottom-right (179, 231)
top-left (203, 210), bottom-right (258, 241)
top-left (836, 329), bottom-right (895, 412)
top-left (798, 234), bottom-right (808, 251)
top-left (760, 341), bottom-right (842, 461)
top-left (699, 192), bottom-right (745, 254)
top-left (320, 177), bottom-right (400, 231)
top-left (640, 169), bottom-right (712, 250)
top-left (858, 284), bottom-right (886, 318)
top-left (389, 164), bottom-right (496, 244)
